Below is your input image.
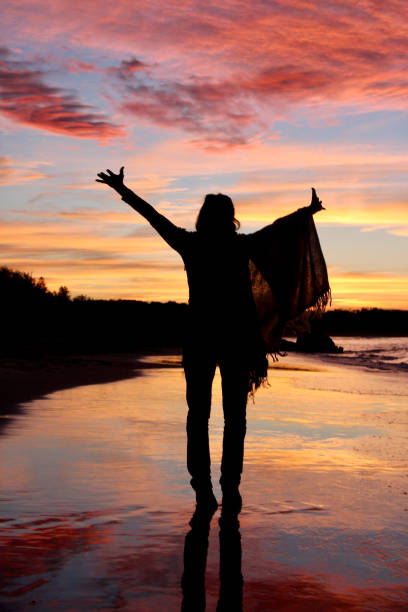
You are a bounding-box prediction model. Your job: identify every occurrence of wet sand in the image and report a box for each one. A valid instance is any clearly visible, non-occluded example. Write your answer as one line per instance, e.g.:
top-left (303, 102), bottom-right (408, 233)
top-left (0, 353), bottom-right (141, 411)
top-left (0, 352), bottom-right (182, 432)
top-left (1, 351), bottom-right (408, 610)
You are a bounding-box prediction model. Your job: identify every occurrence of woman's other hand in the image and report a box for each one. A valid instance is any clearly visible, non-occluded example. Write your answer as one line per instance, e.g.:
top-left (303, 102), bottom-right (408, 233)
top-left (96, 166), bottom-right (125, 192)
top-left (310, 187), bottom-right (325, 214)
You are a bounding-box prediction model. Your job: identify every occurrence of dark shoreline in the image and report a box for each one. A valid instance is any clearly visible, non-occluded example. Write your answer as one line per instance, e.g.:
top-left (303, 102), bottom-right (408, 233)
top-left (0, 350), bottom-right (188, 417)
top-left (1, 334), bottom-right (406, 432)
top-left (0, 354), bottom-right (146, 432)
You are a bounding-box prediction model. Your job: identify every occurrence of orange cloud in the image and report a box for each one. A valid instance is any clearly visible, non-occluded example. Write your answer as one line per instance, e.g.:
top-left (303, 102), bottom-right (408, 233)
top-left (0, 156), bottom-right (51, 185)
top-left (0, 217), bottom-right (188, 300)
top-left (1, 213), bottom-right (406, 306)
top-left (328, 269), bottom-right (408, 309)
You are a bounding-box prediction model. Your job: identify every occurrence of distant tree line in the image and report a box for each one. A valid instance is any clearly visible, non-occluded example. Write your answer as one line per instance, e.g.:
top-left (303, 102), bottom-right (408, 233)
top-left (0, 267), bottom-right (187, 355)
top-left (321, 308), bottom-right (408, 337)
top-left (1, 267), bottom-right (407, 356)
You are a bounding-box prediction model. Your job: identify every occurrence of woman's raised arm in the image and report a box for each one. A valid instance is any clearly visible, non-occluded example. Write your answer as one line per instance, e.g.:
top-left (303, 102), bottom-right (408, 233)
top-left (96, 166), bottom-right (187, 252)
top-left (309, 187), bottom-right (325, 215)
top-left (96, 166), bottom-right (162, 222)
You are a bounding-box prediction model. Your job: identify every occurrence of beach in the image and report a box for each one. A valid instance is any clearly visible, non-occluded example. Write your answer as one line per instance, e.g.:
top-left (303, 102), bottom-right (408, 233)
top-left (1, 339), bottom-right (408, 610)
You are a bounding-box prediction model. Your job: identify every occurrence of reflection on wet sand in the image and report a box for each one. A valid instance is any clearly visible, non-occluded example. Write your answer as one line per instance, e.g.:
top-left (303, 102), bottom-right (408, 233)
top-left (182, 513), bottom-right (211, 611)
top-left (218, 513), bottom-right (243, 611)
top-left (1, 353), bottom-right (408, 609)
top-left (182, 508), bottom-right (243, 612)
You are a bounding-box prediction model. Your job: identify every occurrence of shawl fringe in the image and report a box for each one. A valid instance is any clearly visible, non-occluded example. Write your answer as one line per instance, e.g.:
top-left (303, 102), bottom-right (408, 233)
top-left (307, 288), bottom-right (332, 315)
top-left (247, 208), bottom-right (331, 398)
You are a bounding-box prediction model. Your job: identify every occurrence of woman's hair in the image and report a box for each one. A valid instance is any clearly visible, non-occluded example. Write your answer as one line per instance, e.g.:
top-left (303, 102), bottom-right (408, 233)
top-left (195, 193), bottom-right (240, 234)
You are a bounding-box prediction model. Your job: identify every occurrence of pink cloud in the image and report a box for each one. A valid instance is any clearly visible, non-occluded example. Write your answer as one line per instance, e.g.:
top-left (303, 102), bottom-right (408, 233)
top-left (119, 71), bottom-right (257, 148)
top-left (115, 57), bottom-right (148, 78)
top-left (0, 47), bottom-right (124, 140)
top-left (64, 59), bottom-right (99, 73)
top-left (112, 62), bottom-right (339, 147)
top-left (1, 1), bottom-right (408, 144)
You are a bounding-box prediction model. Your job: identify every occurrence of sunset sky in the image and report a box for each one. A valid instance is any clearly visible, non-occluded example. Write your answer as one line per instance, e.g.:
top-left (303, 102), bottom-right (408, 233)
top-left (1, 0), bottom-right (407, 308)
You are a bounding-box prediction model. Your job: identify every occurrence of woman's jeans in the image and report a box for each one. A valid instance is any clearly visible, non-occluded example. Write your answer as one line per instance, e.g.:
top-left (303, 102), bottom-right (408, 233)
top-left (183, 348), bottom-right (249, 492)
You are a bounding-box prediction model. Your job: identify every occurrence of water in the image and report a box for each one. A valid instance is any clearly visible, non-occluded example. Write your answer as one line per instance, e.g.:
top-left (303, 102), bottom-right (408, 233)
top-left (325, 336), bottom-right (408, 372)
top-left (1, 340), bottom-right (408, 610)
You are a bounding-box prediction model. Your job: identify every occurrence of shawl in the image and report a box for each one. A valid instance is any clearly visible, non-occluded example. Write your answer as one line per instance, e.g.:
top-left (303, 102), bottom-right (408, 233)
top-left (120, 188), bottom-right (330, 394)
top-left (247, 206), bottom-right (331, 392)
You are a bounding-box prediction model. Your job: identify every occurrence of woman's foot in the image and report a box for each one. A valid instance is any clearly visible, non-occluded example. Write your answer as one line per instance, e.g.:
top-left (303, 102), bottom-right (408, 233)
top-left (196, 488), bottom-right (218, 514)
top-left (219, 489), bottom-right (242, 529)
top-left (189, 489), bottom-right (218, 527)
top-left (221, 488), bottom-right (242, 513)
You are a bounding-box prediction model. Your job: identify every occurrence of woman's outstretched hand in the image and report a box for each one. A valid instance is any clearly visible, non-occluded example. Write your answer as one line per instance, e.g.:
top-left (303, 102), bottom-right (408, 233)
top-left (96, 166), bottom-right (125, 192)
top-left (310, 187), bottom-right (325, 214)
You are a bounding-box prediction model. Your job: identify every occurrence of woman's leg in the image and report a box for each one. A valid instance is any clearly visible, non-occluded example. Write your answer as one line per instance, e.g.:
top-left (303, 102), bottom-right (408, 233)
top-left (218, 358), bottom-right (249, 507)
top-left (183, 351), bottom-right (217, 496)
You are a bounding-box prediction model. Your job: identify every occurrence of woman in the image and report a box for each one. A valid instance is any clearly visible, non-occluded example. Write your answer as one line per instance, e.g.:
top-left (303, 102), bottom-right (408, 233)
top-left (96, 167), bottom-right (329, 516)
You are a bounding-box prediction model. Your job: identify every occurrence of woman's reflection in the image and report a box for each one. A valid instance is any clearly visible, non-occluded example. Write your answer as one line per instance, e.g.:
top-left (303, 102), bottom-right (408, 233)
top-left (181, 507), bottom-right (243, 611)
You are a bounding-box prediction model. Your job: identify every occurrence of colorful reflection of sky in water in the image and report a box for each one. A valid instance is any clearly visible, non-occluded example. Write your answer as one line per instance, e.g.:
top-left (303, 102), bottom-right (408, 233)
top-left (1, 354), bottom-right (408, 610)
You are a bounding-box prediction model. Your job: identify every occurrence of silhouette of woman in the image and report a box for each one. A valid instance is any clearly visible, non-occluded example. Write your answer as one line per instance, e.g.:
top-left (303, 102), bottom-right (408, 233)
top-left (96, 167), bottom-right (328, 516)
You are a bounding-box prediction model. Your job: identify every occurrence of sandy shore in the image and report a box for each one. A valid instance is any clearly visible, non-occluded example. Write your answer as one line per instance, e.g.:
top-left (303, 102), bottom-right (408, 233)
top-left (0, 353), bottom-right (147, 417)
top-left (1, 348), bottom-right (408, 610)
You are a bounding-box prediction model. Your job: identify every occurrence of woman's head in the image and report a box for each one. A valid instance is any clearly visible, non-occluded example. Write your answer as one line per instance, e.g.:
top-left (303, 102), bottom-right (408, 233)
top-left (195, 193), bottom-right (240, 235)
